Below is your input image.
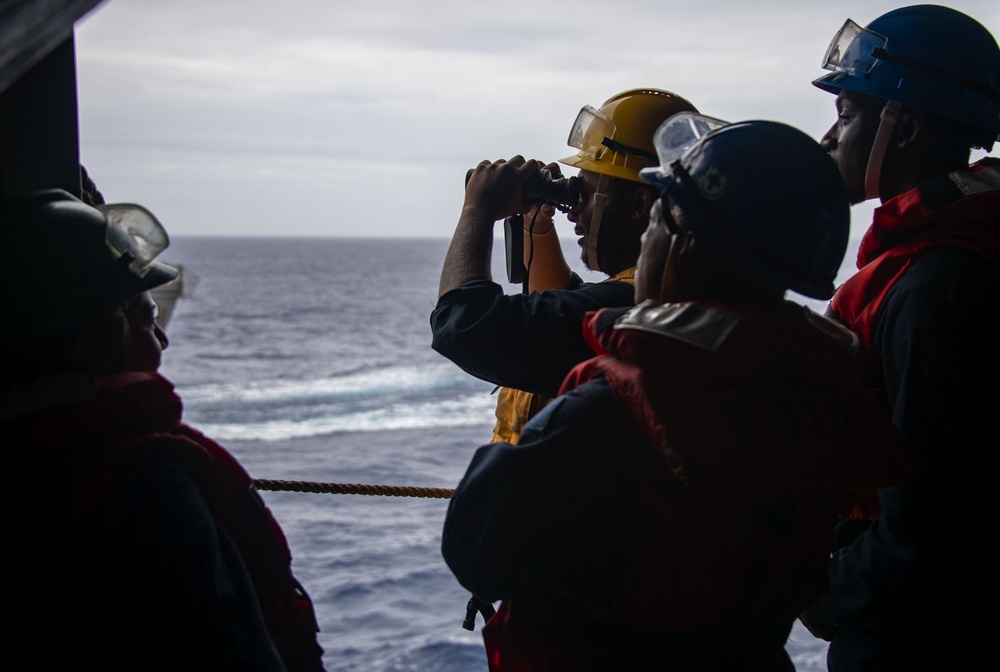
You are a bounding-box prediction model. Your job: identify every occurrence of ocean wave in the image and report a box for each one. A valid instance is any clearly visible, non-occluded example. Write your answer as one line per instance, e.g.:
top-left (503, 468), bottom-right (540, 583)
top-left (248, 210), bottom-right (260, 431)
top-left (179, 362), bottom-right (478, 407)
top-left (193, 394), bottom-right (497, 441)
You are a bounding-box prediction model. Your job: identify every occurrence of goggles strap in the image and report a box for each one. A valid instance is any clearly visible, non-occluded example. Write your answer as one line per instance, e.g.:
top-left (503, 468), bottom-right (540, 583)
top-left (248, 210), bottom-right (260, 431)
top-left (864, 101), bottom-right (901, 201)
top-left (601, 138), bottom-right (658, 162)
top-left (659, 216), bottom-right (695, 302)
top-left (871, 48), bottom-right (1000, 105)
top-left (588, 174), bottom-right (612, 271)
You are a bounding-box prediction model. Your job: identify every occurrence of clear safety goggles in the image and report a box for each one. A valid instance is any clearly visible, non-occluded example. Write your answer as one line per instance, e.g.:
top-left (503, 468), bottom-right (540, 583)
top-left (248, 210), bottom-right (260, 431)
top-left (567, 104), bottom-right (617, 160)
top-left (639, 112), bottom-right (730, 186)
top-left (821, 18), bottom-right (1000, 106)
top-left (821, 19), bottom-right (888, 76)
top-left (566, 104), bottom-right (659, 162)
top-left (653, 112), bottom-right (730, 166)
top-left (100, 203), bottom-right (170, 277)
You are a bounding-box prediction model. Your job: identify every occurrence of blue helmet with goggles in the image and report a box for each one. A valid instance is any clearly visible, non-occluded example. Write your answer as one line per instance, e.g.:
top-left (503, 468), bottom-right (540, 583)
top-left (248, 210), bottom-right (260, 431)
top-left (640, 115), bottom-right (849, 300)
top-left (0, 189), bottom-right (178, 340)
top-left (813, 5), bottom-right (1000, 147)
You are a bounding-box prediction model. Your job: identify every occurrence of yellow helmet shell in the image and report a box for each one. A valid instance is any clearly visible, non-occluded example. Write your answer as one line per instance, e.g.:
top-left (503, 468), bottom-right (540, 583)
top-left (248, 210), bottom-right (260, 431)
top-left (559, 88), bottom-right (698, 184)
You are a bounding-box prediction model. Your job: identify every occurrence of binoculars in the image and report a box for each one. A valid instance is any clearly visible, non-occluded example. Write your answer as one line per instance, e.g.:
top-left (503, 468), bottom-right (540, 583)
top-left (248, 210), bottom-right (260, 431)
top-left (464, 168), bottom-right (580, 213)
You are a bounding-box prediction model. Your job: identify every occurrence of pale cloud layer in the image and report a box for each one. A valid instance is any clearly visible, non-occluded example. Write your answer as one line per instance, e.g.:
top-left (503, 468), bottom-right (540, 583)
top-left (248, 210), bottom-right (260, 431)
top-left (74, 0), bottom-right (1000, 238)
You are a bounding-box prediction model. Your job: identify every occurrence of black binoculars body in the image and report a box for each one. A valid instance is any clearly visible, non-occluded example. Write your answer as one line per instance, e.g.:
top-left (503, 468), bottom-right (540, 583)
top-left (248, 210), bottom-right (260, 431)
top-left (464, 168), bottom-right (580, 213)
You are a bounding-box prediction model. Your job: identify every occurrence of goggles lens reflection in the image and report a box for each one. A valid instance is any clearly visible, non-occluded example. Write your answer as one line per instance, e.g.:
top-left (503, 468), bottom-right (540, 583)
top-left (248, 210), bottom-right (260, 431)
top-left (821, 18), bottom-right (888, 76)
top-left (651, 112), bottom-right (730, 167)
top-left (101, 204), bottom-right (170, 277)
top-left (567, 104), bottom-right (617, 159)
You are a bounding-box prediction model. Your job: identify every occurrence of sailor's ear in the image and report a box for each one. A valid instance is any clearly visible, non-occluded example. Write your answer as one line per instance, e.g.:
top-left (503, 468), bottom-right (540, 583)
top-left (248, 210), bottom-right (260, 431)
top-left (633, 185), bottom-right (655, 219)
top-left (894, 108), bottom-right (925, 148)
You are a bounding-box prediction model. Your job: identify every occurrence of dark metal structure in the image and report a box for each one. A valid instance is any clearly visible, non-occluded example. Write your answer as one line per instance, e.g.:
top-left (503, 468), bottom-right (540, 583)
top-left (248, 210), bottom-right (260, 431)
top-left (1, 0), bottom-right (197, 328)
top-left (0, 0), bottom-right (106, 200)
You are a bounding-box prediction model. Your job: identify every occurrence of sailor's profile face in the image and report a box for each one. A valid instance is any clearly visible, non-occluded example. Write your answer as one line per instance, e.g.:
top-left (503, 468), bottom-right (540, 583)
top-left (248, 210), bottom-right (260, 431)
top-left (567, 170), bottom-right (647, 275)
top-left (819, 89), bottom-right (884, 204)
top-left (567, 169), bottom-right (603, 270)
top-left (120, 291), bottom-right (168, 373)
top-left (635, 198), bottom-right (673, 303)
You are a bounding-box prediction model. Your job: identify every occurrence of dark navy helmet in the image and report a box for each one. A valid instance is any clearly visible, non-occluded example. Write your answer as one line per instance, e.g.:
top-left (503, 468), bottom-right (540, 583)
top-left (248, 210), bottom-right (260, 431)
top-left (813, 5), bottom-right (1000, 148)
top-left (641, 117), bottom-right (850, 300)
top-left (0, 189), bottom-right (178, 340)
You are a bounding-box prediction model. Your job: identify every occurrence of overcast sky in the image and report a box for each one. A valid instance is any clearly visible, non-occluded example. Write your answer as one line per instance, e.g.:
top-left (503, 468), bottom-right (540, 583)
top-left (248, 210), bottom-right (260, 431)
top-left (73, 0), bottom-right (999, 238)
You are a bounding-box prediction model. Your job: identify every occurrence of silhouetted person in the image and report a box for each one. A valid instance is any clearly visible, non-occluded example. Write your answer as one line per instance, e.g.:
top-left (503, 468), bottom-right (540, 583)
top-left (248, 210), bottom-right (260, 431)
top-left (0, 190), bottom-right (325, 671)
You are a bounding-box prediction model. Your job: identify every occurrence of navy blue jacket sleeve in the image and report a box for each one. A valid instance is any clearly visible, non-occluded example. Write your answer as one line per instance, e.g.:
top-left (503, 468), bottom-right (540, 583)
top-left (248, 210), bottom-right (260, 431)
top-left (441, 378), bottom-right (638, 606)
top-left (429, 278), bottom-right (635, 397)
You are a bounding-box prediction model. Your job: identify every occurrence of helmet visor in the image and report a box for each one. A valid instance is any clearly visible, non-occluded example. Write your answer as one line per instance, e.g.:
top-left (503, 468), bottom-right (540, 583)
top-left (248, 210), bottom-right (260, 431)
top-left (639, 112), bottom-right (730, 187)
top-left (567, 104), bottom-right (617, 160)
top-left (100, 203), bottom-right (170, 277)
top-left (821, 19), bottom-right (888, 76)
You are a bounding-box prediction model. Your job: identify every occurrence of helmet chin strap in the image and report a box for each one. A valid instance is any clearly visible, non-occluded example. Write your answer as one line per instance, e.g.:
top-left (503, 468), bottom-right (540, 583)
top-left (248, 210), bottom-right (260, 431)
top-left (587, 174), bottom-right (612, 272)
top-left (864, 101), bottom-right (902, 201)
top-left (658, 231), bottom-right (695, 302)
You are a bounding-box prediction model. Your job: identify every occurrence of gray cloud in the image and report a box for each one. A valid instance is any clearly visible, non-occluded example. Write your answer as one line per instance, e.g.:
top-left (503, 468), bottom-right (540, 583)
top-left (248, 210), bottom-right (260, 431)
top-left (74, 0), bottom-right (999, 237)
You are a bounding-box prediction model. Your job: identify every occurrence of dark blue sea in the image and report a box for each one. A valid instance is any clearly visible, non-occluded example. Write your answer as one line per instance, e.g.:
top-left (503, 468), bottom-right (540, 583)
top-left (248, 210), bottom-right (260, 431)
top-left (158, 236), bottom-right (860, 671)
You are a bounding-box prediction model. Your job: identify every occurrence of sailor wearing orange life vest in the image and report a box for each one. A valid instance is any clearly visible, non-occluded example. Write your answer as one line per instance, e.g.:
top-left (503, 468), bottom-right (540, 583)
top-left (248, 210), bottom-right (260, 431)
top-left (798, 6), bottom-right (1000, 671)
top-left (442, 116), bottom-right (912, 671)
top-left (0, 190), bottom-right (325, 671)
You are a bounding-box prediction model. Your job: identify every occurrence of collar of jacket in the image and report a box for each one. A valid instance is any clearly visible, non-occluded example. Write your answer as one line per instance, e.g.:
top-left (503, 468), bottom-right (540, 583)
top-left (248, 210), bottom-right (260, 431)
top-left (857, 158), bottom-right (1000, 267)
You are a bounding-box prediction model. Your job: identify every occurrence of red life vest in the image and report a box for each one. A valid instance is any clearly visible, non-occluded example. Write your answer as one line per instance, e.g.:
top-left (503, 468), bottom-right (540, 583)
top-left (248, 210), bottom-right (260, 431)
top-left (482, 301), bottom-right (910, 671)
top-left (4, 372), bottom-right (325, 671)
top-left (829, 159), bottom-right (1000, 356)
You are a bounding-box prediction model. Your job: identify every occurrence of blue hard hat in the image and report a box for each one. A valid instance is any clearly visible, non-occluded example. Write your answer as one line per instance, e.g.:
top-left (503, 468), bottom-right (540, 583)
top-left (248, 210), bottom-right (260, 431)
top-left (643, 119), bottom-right (850, 300)
top-left (813, 5), bottom-right (1000, 144)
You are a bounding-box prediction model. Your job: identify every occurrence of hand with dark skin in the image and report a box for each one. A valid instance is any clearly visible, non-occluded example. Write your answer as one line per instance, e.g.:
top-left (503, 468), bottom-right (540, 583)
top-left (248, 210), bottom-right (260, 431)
top-left (438, 155), bottom-right (543, 297)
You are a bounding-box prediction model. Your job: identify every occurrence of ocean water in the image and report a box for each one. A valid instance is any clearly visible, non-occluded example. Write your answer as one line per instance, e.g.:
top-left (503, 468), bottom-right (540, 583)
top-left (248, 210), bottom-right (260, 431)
top-left (158, 235), bottom-right (860, 671)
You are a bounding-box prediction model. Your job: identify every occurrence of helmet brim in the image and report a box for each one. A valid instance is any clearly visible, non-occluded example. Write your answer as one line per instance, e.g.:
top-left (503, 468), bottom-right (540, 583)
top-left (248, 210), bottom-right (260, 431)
top-left (558, 153), bottom-right (653, 184)
top-left (107, 261), bottom-right (180, 309)
top-left (811, 71), bottom-right (852, 97)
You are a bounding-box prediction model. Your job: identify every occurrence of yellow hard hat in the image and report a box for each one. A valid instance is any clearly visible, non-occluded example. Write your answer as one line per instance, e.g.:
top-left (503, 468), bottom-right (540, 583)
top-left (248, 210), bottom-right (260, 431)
top-left (559, 88), bottom-right (698, 183)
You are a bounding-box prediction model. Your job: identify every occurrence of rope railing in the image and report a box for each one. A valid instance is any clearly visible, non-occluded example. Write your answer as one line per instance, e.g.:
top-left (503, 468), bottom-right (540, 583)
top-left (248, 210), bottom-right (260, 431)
top-left (253, 479), bottom-right (454, 499)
